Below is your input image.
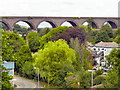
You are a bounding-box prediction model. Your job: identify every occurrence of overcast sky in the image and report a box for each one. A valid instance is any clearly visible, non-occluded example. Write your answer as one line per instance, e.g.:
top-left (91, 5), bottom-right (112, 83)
top-left (0, 0), bottom-right (119, 17)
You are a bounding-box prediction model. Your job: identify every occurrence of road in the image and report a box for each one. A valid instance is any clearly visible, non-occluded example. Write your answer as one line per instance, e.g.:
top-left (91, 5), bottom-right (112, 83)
top-left (14, 75), bottom-right (44, 88)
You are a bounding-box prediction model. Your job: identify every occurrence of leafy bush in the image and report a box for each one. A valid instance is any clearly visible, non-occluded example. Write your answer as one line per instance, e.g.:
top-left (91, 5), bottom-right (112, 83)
top-left (94, 69), bottom-right (104, 78)
top-left (93, 75), bottom-right (106, 85)
top-left (65, 68), bottom-right (91, 88)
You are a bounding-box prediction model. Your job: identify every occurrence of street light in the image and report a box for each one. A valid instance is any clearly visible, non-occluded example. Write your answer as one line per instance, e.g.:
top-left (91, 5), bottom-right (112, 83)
top-left (34, 67), bottom-right (39, 89)
top-left (88, 70), bottom-right (94, 88)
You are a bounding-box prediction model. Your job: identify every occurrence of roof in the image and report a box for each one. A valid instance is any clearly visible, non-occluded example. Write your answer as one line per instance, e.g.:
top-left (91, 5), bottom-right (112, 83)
top-left (95, 41), bottom-right (119, 47)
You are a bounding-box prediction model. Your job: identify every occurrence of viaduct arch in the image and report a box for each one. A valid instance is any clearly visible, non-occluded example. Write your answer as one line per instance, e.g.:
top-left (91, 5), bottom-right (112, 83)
top-left (0, 16), bottom-right (119, 32)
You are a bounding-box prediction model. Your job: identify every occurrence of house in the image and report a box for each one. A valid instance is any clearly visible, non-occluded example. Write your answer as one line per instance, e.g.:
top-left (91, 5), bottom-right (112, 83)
top-left (87, 41), bottom-right (120, 67)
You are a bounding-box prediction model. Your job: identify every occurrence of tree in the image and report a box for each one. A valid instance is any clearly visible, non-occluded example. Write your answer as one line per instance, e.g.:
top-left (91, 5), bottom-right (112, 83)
top-left (113, 28), bottom-right (120, 38)
top-left (53, 27), bottom-right (87, 45)
top-left (27, 32), bottom-right (40, 52)
top-left (21, 61), bottom-right (37, 79)
top-left (33, 39), bottom-right (76, 86)
top-left (101, 24), bottom-right (113, 38)
top-left (87, 17), bottom-right (92, 32)
top-left (13, 24), bottom-right (31, 35)
top-left (0, 22), bottom-right (8, 31)
top-left (95, 30), bottom-right (110, 43)
top-left (88, 30), bottom-right (98, 44)
top-left (8, 32), bottom-right (25, 53)
top-left (15, 45), bottom-right (33, 73)
top-left (39, 27), bottom-right (50, 37)
top-left (114, 35), bottom-right (120, 44)
top-left (93, 75), bottom-right (106, 85)
top-left (2, 30), bottom-right (14, 61)
top-left (39, 26), bottom-right (68, 49)
top-left (1, 66), bottom-right (13, 90)
top-left (65, 68), bottom-right (91, 88)
top-left (103, 48), bottom-right (120, 88)
top-left (69, 37), bottom-right (93, 70)
top-left (13, 24), bottom-right (21, 32)
top-left (2, 31), bottom-right (25, 62)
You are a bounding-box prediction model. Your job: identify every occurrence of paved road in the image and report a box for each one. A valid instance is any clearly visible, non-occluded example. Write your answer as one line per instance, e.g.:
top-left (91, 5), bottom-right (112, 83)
top-left (14, 75), bottom-right (43, 88)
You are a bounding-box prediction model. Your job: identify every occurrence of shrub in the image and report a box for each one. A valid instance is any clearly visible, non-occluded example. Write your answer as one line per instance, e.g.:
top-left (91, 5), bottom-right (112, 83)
top-left (93, 75), bottom-right (106, 85)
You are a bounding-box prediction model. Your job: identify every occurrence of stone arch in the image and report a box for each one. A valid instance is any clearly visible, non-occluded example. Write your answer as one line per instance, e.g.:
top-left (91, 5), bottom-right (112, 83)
top-left (0, 20), bottom-right (11, 30)
top-left (102, 20), bottom-right (117, 29)
top-left (13, 20), bottom-right (35, 30)
top-left (82, 20), bottom-right (98, 29)
top-left (60, 20), bottom-right (77, 27)
top-left (37, 20), bottom-right (57, 28)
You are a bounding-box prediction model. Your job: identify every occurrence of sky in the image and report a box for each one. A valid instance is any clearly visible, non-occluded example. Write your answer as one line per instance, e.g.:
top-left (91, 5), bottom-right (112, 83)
top-left (0, 0), bottom-right (119, 17)
top-left (0, 0), bottom-right (119, 27)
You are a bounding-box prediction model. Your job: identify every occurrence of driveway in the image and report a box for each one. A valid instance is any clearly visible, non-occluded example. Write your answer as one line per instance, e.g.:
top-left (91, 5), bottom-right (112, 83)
top-left (14, 75), bottom-right (44, 88)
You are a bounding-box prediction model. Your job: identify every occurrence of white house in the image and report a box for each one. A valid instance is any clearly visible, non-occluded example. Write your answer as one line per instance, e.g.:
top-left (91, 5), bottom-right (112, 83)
top-left (87, 41), bottom-right (120, 67)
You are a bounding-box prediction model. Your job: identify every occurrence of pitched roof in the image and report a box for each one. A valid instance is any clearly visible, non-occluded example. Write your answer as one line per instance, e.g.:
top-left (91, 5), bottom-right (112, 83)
top-left (95, 41), bottom-right (119, 47)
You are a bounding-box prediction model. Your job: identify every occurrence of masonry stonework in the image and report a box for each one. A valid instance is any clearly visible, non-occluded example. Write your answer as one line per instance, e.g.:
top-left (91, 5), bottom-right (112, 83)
top-left (1, 16), bottom-right (120, 31)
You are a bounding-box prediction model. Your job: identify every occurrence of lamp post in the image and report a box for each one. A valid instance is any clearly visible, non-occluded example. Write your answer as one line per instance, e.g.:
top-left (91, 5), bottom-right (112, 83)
top-left (11, 79), bottom-right (17, 87)
top-left (34, 67), bottom-right (39, 89)
top-left (88, 70), bottom-right (94, 88)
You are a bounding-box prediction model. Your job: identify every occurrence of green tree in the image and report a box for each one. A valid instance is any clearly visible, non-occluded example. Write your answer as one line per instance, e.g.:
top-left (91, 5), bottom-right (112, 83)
top-left (93, 75), bottom-right (106, 85)
top-left (2, 30), bottom-right (14, 61)
top-left (27, 32), bottom-right (40, 52)
top-left (65, 68), bottom-right (91, 88)
top-left (104, 48), bottom-right (120, 88)
top-left (21, 61), bottom-right (37, 79)
top-left (101, 24), bottom-right (113, 38)
top-left (15, 45), bottom-right (33, 73)
top-left (13, 24), bottom-right (31, 35)
top-left (8, 32), bottom-right (25, 53)
top-left (113, 28), bottom-right (120, 38)
top-left (95, 30), bottom-right (110, 43)
top-left (2, 31), bottom-right (25, 62)
top-left (70, 37), bottom-right (93, 70)
top-left (0, 22), bottom-right (8, 31)
top-left (114, 35), bottom-right (120, 44)
top-left (39, 26), bottom-right (68, 49)
top-left (87, 18), bottom-right (92, 32)
top-left (33, 39), bottom-right (76, 87)
top-left (13, 24), bottom-right (21, 33)
top-left (1, 66), bottom-right (13, 90)
top-left (39, 27), bottom-right (50, 37)
top-left (88, 30), bottom-right (98, 44)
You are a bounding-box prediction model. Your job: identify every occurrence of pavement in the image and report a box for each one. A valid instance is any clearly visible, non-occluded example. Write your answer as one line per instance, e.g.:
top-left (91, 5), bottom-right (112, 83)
top-left (14, 75), bottom-right (44, 88)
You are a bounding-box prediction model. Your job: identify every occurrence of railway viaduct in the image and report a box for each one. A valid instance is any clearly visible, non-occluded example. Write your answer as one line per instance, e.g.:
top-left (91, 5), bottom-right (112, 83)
top-left (0, 16), bottom-right (120, 31)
